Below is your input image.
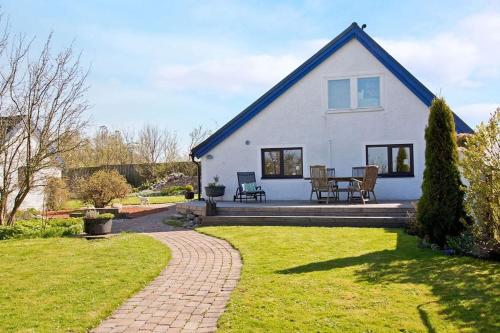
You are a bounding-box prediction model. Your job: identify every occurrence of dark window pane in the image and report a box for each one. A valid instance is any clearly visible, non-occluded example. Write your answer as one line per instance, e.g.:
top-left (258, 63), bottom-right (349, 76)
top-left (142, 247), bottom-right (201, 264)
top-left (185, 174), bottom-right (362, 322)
top-left (283, 149), bottom-right (303, 176)
top-left (367, 147), bottom-right (388, 174)
top-left (263, 150), bottom-right (281, 176)
top-left (392, 147), bottom-right (411, 173)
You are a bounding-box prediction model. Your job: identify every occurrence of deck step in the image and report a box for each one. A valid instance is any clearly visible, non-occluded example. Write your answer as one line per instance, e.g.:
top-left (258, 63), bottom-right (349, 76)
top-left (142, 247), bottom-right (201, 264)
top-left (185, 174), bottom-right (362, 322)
top-left (199, 215), bottom-right (409, 228)
top-left (216, 209), bottom-right (409, 217)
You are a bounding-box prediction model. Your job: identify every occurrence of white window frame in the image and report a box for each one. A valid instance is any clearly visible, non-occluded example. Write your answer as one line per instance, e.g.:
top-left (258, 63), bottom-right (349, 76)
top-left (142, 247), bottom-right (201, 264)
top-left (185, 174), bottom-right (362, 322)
top-left (323, 73), bottom-right (384, 114)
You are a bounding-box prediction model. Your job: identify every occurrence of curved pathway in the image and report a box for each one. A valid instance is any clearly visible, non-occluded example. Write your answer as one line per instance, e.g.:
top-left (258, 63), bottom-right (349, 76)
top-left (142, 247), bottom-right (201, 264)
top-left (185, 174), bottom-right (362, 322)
top-left (92, 208), bottom-right (241, 333)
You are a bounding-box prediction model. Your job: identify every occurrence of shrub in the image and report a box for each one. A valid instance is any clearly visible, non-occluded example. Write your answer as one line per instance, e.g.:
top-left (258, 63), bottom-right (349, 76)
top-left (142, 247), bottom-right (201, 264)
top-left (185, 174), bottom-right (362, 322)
top-left (15, 208), bottom-right (41, 221)
top-left (405, 202), bottom-right (423, 236)
top-left (461, 108), bottom-right (500, 256)
top-left (0, 218), bottom-right (83, 240)
top-left (84, 210), bottom-right (115, 220)
top-left (44, 177), bottom-right (70, 211)
top-left (446, 232), bottom-right (475, 256)
top-left (417, 98), bottom-right (468, 246)
top-left (185, 184), bottom-right (194, 192)
top-left (76, 170), bottom-right (131, 208)
top-left (160, 185), bottom-right (186, 196)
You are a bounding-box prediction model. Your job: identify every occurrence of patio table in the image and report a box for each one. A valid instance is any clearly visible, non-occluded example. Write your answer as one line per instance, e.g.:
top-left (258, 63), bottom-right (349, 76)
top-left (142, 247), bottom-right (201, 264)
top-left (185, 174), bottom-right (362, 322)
top-left (329, 176), bottom-right (361, 182)
top-left (309, 176), bottom-right (362, 202)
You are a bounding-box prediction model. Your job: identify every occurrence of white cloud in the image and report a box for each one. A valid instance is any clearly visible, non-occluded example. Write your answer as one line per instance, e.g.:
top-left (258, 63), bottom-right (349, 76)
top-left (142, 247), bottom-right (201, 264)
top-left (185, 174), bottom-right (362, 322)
top-left (453, 103), bottom-right (499, 127)
top-left (378, 12), bottom-right (500, 88)
top-left (151, 38), bottom-right (331, 94)
top-left (153, 54), bottom-right (302, 93)
top-left (151, 11), bottom-right (500, 96)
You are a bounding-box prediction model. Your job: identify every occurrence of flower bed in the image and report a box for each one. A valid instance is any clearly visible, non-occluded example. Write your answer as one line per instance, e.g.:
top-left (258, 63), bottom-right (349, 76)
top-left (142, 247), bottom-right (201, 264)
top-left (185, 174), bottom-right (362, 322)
top-left (0, 218), bottom-right (83, 240)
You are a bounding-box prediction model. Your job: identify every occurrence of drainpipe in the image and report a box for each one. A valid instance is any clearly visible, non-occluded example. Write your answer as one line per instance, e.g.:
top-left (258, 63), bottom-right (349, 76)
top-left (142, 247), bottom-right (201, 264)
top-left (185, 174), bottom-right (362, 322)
top-left (190, 152), bottom-right (202, 201)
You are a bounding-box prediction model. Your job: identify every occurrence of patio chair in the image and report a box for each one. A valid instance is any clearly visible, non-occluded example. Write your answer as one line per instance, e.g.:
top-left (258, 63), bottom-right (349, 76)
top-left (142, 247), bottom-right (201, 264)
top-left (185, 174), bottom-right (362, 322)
top-left (234, 172), bottom-right (267, 203)
top-left (352, 166), bottom-right (366, 178)
top-left (335, 166), bottom-right (366, 201)
top-left (327, 168), bottom-right (336, 178)
top-left (349, 165), bottom-right (379, 204)
top-left (310, 165), bottom-right (337, 203)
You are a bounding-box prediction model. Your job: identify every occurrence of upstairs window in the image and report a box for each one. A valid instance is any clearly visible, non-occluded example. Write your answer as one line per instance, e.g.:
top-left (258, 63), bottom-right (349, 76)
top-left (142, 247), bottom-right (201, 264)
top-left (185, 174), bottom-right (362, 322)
top-left (327, 75), bottom-right (381, 111)
top-left (262, 148), bottom-right (303, 179)
top-left (327, 79), bottom-right (350, 109)
top-left (357, 77), bottom-right (380, 107)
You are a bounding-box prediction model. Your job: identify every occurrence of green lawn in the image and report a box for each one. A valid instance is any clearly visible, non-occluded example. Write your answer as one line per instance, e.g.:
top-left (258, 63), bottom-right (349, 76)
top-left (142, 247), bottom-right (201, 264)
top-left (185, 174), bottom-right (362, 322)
top-left (0, 234), bottom-right (170, 332)
top-left (116, 194), bottom-right (186, 205)
top-left (199, 227), bottom-right (500, 333)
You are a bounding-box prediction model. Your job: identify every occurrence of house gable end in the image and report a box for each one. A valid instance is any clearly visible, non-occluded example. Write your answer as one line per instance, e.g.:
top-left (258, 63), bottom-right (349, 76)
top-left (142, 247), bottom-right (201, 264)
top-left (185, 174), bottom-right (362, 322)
top-left (192, 23), bottom-right (473, 158)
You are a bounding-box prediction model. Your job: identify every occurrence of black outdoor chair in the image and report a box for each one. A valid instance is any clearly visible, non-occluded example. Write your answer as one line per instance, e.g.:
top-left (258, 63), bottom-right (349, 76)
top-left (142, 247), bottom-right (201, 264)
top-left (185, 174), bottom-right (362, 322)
top-left (234, 172), bottom-right (267, 203)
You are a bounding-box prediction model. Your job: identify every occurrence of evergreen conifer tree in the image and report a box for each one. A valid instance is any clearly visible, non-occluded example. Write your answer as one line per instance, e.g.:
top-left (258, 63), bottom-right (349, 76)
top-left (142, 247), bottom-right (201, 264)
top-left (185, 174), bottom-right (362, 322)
top-left (417, 97), bottom-right (467, 246)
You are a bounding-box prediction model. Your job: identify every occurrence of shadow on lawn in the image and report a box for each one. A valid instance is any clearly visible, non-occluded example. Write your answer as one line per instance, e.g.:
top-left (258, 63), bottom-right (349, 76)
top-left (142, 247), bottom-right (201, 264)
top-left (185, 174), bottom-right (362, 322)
top-left (277, 230), bottom-right (500, 332)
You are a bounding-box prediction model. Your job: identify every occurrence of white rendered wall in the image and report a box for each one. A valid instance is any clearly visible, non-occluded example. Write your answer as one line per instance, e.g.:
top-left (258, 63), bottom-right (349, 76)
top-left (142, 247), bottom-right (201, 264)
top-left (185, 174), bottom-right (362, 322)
top-left (201, 39), bottom-right (428, 201)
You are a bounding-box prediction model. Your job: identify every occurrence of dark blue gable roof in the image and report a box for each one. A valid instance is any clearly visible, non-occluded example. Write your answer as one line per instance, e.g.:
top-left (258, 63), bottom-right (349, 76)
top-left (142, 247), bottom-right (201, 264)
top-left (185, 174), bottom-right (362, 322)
top-left (192, 22), bottom-right (473, 158)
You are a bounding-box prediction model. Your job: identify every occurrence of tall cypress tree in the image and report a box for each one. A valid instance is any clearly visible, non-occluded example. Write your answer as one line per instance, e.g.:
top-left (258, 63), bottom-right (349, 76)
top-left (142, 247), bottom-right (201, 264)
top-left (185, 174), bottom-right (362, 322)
top-left (417, 97), bottom-right (467, 246)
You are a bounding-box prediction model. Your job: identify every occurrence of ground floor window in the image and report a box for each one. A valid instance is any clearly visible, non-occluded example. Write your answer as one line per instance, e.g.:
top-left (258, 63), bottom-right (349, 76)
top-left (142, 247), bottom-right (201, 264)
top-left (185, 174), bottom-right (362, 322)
top-left (261, 147), bottom-right (303, 179)
top-left (366, 144), bottom-right (414, 177)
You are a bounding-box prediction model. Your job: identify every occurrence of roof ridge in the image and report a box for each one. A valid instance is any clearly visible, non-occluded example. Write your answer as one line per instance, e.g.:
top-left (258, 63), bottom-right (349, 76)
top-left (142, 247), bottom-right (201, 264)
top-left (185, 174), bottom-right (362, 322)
top-left (192, 23), bottom-right (473, 158)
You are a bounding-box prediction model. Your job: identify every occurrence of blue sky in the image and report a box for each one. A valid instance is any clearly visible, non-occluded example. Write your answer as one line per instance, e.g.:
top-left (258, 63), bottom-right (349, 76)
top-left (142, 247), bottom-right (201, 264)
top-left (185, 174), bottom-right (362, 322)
top-left (4, 0), bottom-right (500, 148)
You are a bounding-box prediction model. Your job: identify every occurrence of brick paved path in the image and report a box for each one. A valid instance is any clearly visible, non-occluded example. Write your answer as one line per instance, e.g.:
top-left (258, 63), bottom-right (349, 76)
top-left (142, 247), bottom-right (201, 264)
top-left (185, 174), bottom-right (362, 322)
top-left (92, 210), bottom-right (241, 333)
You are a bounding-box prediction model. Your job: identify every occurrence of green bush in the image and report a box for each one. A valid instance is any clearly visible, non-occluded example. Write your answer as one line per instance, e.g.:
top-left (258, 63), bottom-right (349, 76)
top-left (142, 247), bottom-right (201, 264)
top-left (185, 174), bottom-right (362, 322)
top-left (461, 108), bottom-right (500, 256)
top-left (15, 208), bottom-right (41, 220)
top-left (75, 170), bottom-right (131, 208)
top-left (160, 185), bottom-right (186, 196)
top-left (0, 225), bottom-right (24, 240)
top-left (45, 177), bottom-right (70, 211)
top-left (405, 203), bottom-right (423, 236)
top-left (185, 184), bottom-right (194, 192)
top-left (0, 218), bottom-right (83, 240)
top-left (84, 211), bottom-right (115, 220)
top-left (446, 232), bottom-right (475, 256)
top-left (417, 98), bottom-right (468, 246)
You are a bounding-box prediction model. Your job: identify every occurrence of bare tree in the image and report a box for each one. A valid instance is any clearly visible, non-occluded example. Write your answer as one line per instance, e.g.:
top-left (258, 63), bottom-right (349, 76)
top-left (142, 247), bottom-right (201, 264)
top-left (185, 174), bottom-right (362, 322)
top-left (138, 124), bottom-right (166, 164)
top-left (164, 130), bottom-right (180, 163)
top-left (187, 125), bottom-right (212, 159)
top-left (0, 23), bottom-right (88, 225)
top-left (93, 126), bottom-right (131, 166)
top-left (137, 124), bottom-right (166, 180)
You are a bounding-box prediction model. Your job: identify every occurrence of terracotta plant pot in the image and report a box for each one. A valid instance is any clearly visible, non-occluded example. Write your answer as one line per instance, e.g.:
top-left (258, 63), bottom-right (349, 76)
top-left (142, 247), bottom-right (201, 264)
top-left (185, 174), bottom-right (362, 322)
top-left (84, 218), bottom-right (113, 235)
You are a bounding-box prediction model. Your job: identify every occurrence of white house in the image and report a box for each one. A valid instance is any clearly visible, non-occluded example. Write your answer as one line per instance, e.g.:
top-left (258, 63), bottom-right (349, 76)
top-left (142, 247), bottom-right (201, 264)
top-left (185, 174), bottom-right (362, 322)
top-left (191, 23), bottom-right (473, 201)
top-left (0, 116), bottom-right (62, 211)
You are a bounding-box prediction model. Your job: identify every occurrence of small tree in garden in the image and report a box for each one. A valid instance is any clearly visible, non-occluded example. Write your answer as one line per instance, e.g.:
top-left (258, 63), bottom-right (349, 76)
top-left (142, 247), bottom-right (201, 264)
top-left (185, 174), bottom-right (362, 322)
top-left (461, 108), bottom-right (500, 255)
top-left (76, 170), bottom-right (131, 208)
top-left (417, 97), bottom-right (468, 246)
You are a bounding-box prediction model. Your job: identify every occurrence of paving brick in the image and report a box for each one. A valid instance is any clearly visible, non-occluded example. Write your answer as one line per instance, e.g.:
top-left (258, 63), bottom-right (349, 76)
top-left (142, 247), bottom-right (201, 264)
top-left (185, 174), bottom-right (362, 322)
top-left (91, 209), bottom-right (241, 332)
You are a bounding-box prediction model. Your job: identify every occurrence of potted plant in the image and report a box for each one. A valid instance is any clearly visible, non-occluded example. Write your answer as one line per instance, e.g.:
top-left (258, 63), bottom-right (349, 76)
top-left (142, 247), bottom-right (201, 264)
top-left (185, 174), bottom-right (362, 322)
top-left (204, 176), bottom-right (225, 198)
top-left (83, 210), bottom-right (115, 235)
top-left (184, 184), bottom-right (195, 200)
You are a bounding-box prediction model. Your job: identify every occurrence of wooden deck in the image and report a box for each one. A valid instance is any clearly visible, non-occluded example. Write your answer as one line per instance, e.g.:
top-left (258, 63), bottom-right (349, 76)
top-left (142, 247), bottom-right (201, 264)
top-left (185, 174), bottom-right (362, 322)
top-left (177, 200), bottom-right (414, 228)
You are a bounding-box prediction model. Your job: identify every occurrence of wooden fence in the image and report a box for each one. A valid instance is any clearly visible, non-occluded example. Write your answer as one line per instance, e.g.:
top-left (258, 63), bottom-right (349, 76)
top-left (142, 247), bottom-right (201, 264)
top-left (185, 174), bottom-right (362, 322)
top-left (64, 162), bottom-right (197, 188)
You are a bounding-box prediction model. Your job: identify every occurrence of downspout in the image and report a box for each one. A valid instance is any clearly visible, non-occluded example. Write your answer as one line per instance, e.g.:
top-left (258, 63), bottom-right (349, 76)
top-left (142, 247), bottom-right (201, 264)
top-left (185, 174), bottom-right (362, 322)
top-left (189, 152), bottom-right (202, 201)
